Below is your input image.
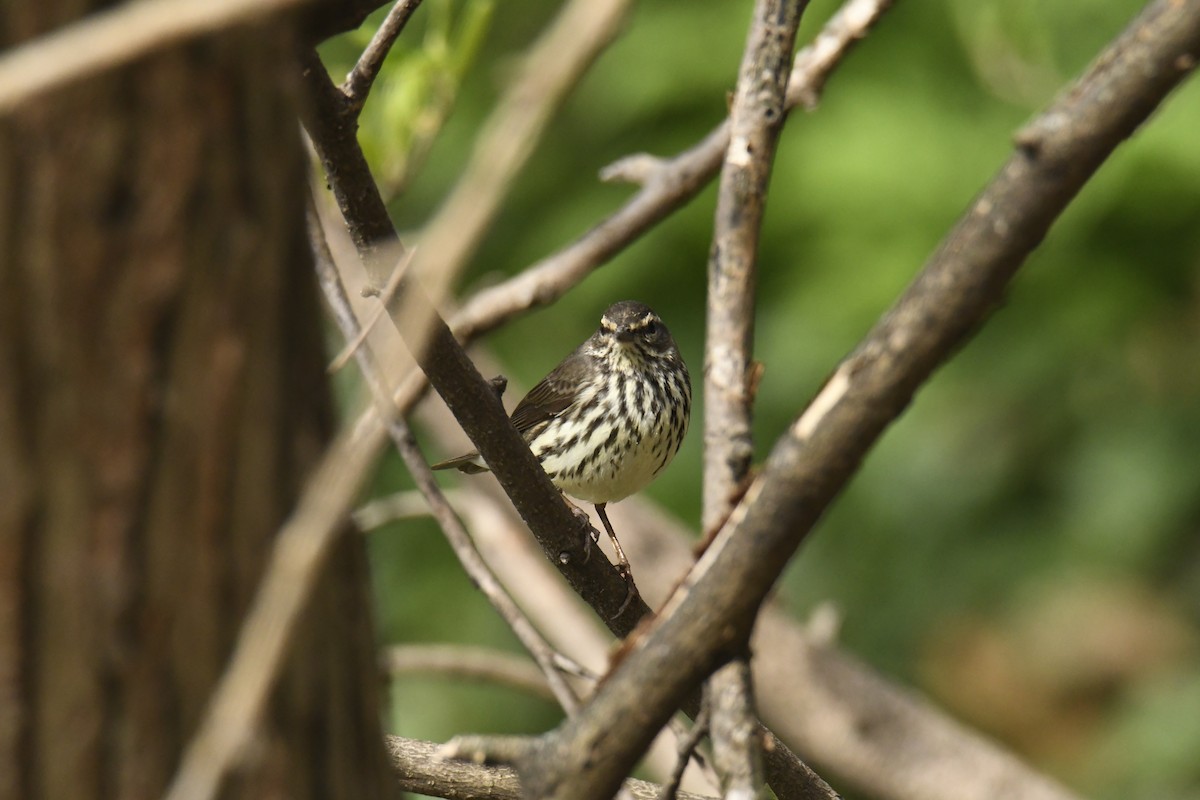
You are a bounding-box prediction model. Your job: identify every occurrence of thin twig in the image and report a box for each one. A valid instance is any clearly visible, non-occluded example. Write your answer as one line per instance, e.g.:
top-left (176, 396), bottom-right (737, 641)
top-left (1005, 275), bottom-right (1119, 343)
top-left (787, 0), bottom-right (897, 110)
top-left (353, 490), bottom-right (442, 528)
top-left (382, 644), bottom-right (556, 702)
top-left (342, 0), bottom-right (426, 111)
top-left (0, 0), bottom-right (305, 113)
top-left (658, 707), bottom-right (710, 800)
top-left (392, 412), bottom-right (586, 714)
top-left (327, 245), bottom-right (416, 373)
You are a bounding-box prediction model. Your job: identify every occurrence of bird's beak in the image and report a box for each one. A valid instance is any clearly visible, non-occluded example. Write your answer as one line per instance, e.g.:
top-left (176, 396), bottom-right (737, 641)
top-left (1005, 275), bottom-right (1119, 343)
top-left (615, 327), bottom-right (635, 343)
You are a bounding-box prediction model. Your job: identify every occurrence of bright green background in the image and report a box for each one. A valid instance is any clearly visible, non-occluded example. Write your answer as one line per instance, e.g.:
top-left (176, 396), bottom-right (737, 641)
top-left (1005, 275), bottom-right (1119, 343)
top-left (321, 1), bottom-right (1200, 798)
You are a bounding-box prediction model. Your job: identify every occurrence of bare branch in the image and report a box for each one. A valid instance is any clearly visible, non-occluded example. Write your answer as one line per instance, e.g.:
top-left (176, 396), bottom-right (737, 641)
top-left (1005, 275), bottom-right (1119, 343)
top-left (448, 0), bottom-right (898, 345)
top-left (394, 0), bottom-right (633, 297)
top-left (382, 644), bottom-right (555, 703)
top-left (0, 0), bottom-right (304, 113)
top-left (386, 736), bottom-right (717, 800)
top-left (353, 490), bottom-right (443, 527)
top-left (327, 245), bottom-right (416, 371)
top-left (787, 0), bottom-right (897, 110)
top-left (301, 51), bottom-right (400, 261)
top-left (755, 614), bottom-right (1081, 800)
top-left (391, 418), bottom-right (586, 712)
top-left (516, 3), bottom-right (1200, 799)
top-left (342, 0), bottom-right (426, 111)
top-left (703, 0), bottom-right (807, 531)
top-left (659, 707), bottom-right (710, 800)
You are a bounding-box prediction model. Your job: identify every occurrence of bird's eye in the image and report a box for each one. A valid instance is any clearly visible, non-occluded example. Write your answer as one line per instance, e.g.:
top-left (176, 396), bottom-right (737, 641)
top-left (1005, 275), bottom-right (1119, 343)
top-left (644, 321), bottom-right (661, 336)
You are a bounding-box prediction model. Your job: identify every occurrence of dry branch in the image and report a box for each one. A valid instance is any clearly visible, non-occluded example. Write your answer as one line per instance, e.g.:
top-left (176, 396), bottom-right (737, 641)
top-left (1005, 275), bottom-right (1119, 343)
top-left (382, 644), bottom-right (556, 703)
top-left (386, 736), bottom-right (716, 800)
top-left (342, 0), bottom-right (426, 110)
top-left (398, 0), bottom-right (633, 298)
top-left (448, 0), bottom-right (897, 345)
top-left (703, 0), bottom-right (807, 531)
top-left (515, 2), bottom-right (1200, 799)
top-left (0, 0), bottom-right (306, 112)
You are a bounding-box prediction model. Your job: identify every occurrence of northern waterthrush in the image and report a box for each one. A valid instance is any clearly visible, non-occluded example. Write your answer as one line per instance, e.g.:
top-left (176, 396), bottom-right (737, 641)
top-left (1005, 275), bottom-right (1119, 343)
top-left (432, 300), bottom-right (691, 591)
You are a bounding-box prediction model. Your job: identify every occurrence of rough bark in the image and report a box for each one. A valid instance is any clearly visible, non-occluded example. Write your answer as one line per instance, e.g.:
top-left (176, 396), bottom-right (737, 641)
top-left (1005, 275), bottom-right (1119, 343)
top-left (0, 6), bottom-right (392, 800)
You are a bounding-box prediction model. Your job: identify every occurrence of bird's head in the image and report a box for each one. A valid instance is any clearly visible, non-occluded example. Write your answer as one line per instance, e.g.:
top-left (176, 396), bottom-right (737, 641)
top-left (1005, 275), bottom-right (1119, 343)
top-left (595, 300), bottom-right (680, 363)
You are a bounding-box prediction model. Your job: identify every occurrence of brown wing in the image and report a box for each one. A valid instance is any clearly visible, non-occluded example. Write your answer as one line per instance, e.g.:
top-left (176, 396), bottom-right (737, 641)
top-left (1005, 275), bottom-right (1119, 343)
top-left (508, 350), bottom-right (592, 437)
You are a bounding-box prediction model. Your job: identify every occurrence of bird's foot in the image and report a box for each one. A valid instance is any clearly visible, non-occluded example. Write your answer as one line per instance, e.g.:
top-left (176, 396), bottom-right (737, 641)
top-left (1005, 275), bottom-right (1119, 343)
top-left (568, 503), bottom-right (598, 564)
top-left (615, 574), bottom-right (640, 619)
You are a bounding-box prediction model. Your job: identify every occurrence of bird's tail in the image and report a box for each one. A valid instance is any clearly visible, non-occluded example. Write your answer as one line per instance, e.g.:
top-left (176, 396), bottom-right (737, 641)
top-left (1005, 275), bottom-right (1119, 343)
top-left (430, 452), bottom-right (490, 474)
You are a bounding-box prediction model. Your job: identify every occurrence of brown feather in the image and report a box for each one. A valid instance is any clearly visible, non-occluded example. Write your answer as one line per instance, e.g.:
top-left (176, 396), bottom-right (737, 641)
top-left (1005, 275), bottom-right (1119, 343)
top-left (507, 350), bottom-right (592, 435)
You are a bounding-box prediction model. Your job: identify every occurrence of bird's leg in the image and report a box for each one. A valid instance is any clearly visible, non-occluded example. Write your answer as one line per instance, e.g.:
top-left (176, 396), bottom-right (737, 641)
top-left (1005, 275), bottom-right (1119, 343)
top-left (595, 503), bottom-right (639, 616)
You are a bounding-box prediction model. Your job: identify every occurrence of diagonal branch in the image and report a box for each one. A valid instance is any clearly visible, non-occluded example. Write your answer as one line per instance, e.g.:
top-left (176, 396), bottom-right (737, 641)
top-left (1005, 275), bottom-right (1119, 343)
top-left (426, 460), bottom-right (1082, 800)
top-left (396, 0), bottom-right (632, 298)
top-left (0, 0), bottom-right (307, 112)
top-left (342, 0), bottom-right (426, 111)
top-left (516, 2), bottom-right (1200, 799)
top-left (448, 0), bottom-right (897, 345)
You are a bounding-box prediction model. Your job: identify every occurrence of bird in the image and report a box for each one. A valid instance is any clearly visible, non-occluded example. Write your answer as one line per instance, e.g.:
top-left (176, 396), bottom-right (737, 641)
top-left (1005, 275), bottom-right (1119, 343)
top-left (432, 300), bottom-right (691, 594)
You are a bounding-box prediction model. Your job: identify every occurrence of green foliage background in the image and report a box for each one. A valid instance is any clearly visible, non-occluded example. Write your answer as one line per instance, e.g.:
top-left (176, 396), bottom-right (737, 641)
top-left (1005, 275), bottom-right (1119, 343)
top-left (321, 1), bottom-right (1200, 797)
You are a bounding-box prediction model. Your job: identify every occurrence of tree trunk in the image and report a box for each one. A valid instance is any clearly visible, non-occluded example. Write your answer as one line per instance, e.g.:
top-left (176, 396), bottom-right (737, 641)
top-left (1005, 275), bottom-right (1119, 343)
top-left (0, 7), bottom-right (393, 800)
